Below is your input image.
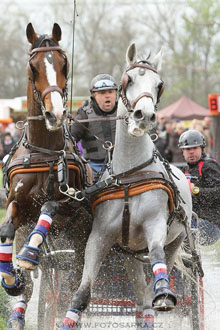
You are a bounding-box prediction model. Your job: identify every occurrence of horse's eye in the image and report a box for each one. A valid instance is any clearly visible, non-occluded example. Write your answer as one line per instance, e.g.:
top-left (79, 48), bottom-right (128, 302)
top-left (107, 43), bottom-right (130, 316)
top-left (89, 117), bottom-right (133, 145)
top-left (127, 75), bottom-right (133, 85)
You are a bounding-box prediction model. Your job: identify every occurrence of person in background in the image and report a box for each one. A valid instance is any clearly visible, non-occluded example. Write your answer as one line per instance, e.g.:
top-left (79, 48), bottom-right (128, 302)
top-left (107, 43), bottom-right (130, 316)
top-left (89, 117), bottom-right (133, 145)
top-left (202, 116), bottom-right (214, 157)
top-left (161, 120), bottom-right (174, 162)
top-left (156, 112), bottom-right (166, 132)
top-left (0, 132), bottom-right (15, 160)
top-left (192, 119), bottom-right (211, 156)
top-left (70, 73), bottom-right (117, 177)
top-left (178, 129), bottom-right (220, 245)
top-left (167, 121), bottom-right (186, 164)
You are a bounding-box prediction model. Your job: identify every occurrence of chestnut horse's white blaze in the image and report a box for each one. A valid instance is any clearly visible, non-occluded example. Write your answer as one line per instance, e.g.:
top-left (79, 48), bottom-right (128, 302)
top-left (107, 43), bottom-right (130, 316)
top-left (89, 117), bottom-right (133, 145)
top-left (44, 58), bottom-right (64, 119)
top-left (58, 44), bottom-right (192, 330)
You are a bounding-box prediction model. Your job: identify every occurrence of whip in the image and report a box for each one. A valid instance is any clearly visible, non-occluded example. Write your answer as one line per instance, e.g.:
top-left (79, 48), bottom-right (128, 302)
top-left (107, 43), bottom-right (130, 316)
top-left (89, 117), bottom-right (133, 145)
top-left (70, 0), bottom-right (78, 114)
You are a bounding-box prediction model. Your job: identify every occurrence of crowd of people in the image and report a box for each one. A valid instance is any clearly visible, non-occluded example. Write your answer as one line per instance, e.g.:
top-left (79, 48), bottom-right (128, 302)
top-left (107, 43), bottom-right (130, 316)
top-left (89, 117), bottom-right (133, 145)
top-left (154, 112), bottom-right (214, 164)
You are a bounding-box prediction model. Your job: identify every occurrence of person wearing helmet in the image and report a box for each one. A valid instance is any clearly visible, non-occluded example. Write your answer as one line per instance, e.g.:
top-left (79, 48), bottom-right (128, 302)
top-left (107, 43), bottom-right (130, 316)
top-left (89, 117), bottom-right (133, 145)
top-left (179, 129), bottom-right (220, 245)
top-left (70, 74), bottom-right (118, 178)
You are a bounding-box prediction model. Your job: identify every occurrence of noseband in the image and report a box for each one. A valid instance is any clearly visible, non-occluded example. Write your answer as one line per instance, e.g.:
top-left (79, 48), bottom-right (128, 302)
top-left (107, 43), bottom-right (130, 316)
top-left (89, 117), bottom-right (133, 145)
top-left (119, 62), bottom-right (164, 113)
top-left (28, 37), bottom-right (68, 121)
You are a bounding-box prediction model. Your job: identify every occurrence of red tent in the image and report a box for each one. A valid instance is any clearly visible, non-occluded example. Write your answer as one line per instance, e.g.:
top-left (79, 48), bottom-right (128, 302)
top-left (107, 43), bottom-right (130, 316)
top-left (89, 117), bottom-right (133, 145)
top-left (158, 95), bottom-right (209, 120)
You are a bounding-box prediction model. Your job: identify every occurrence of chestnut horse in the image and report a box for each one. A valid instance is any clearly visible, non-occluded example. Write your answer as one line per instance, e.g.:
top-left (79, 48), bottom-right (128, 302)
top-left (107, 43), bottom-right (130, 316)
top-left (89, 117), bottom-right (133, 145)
top-left (0, 23), bottom-right (92, 330)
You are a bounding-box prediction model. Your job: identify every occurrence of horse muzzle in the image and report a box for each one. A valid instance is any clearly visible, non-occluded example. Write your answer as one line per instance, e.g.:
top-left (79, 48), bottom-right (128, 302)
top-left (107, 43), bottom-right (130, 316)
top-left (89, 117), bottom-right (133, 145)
top-left (128, 109), bottom-right (156, 136)
top-left (45, 110), bottom-right (65, 131)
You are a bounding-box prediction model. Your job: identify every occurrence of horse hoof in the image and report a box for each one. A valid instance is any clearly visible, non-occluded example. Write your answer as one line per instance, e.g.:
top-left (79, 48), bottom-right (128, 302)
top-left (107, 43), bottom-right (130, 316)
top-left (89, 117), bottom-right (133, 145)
top-left (16, 259), bottom-right (36, 270)
top-left (16, 244), bottom-right (40, 270)
top-left (1, 269), bottom-right (25, 297)
top-left (152, 287), bottom-right (176, 311)
top-left (8, 312), bottom-right (25, 330)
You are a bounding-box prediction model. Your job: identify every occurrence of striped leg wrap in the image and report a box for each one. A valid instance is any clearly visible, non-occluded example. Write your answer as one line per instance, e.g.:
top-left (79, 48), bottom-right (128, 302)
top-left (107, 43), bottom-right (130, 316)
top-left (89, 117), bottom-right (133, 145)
top-left (8, 300), bottom-right (26, 329)
top-left (0, 243), bottom-right (13, 274)
top-left (28, 212), bottom-right (53, 244)
top-left (135, 302), bottom-right (143, 327)
top-left (60, 309), bottom-right (81, 329)
top-left (152, 260), bottom-right (169, 292)
top-left (142, 306), bottom-right (154, 330)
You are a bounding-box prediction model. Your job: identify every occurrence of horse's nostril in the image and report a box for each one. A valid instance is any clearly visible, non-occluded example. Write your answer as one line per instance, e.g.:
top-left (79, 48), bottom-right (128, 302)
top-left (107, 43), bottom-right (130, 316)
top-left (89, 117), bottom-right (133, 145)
top-left (45, 111), bottom-right (57, 125)
top-left (134, 110), bottom-right (144, 121)
top-left (151, 113), bottom-right (156, 122)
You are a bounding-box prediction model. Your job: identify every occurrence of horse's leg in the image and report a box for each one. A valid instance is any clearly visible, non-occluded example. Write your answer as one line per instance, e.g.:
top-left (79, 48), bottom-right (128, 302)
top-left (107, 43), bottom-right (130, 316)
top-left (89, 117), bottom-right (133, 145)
top-left (17, 201), bottom-right (58, 270)
top-left (7, 227), bottom-right (34, 330)
top-left (0, 201), bottom-right (25, 296)
top-left (70, 210), bottom-right (92, 292)
top-left (59, 230), bottom-right (114, 329)
top-left (124, 255), bottom-right (154, 330)
top-left (150, 230), bottom-right (185, 311)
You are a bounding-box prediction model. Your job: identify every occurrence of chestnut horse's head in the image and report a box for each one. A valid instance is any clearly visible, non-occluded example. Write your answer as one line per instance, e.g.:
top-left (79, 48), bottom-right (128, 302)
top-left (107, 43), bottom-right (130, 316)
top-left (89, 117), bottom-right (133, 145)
top-left (26, 23), bottom-right (69, 131)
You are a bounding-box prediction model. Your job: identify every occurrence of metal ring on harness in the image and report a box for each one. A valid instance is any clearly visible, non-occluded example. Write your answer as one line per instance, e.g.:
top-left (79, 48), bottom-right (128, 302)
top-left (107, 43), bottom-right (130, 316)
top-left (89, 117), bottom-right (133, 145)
top-left (150, 133), bottom-right (158, 142)
top-left (15, 121), bottom-right (26, 130)
top-left (103, 141), bottom-right (113, 150)
top-left (59, 184), bottom-right (85, 201)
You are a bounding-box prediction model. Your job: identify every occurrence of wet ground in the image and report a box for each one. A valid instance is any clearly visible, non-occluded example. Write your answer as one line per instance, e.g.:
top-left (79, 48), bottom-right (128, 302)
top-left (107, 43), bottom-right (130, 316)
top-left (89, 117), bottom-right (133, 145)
top-left (10, 239), bottom-right (220, 329)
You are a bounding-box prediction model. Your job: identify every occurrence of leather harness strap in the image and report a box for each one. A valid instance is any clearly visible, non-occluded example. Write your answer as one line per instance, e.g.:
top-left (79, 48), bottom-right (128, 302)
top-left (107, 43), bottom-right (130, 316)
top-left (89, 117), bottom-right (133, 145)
top-left (91, 168), bottom-right (175, 249)
top-left (8, 162), bottom-right (82, 191)
top-left (92, 179), bottom-right (174, 214)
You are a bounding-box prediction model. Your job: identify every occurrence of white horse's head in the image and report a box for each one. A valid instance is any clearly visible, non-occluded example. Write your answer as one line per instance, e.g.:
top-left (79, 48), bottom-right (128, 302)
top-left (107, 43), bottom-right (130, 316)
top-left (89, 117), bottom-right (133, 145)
top-left (120, 43), bottom-right (164, 137)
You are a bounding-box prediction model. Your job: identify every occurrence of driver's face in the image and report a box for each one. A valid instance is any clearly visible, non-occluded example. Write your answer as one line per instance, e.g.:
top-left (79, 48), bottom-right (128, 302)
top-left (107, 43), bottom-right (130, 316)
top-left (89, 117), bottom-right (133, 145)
top-left (182, 146), bottom-right (202, 163)
top-left (92, 90), bottom-right (117, 112)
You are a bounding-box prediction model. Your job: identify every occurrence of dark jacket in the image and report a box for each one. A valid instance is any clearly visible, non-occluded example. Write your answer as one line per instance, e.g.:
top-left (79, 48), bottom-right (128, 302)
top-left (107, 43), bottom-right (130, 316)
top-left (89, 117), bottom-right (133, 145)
top-left (183, 156), bottom-right (220, 226)
top-left (70, 98), bottom-right (117, 162)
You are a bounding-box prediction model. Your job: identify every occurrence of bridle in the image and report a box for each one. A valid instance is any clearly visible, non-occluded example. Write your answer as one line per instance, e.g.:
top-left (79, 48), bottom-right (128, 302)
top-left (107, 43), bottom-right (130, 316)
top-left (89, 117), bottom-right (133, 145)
top-left (27, 36), bottom-right (69, 121)
top-left (119, 62), bottom-right (165, 114)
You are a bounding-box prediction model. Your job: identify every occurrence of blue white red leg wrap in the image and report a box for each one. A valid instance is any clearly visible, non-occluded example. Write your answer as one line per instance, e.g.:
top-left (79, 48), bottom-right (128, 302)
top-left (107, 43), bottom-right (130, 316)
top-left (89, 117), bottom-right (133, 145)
top-left (60, 308), bottom-right (81, 329)
top-left (142, 305), bottom-right (155, 330)
top-left (8, 300), bottom-right (26, 330)
top-left (152, 260), bottom-right (169, 292)
top-left (0, 243), bottom-right (13, 274)
top-left (135, 301), bottom-right (143, 327)
top-left (27, 212), bottom-right (53, 245)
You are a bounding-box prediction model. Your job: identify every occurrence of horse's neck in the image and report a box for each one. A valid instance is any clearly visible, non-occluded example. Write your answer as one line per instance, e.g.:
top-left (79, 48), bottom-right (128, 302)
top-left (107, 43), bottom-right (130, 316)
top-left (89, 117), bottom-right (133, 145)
top-left (27, 87), bottom-right (64, 150)
top-left (112, 114), bottom-right (155, 174)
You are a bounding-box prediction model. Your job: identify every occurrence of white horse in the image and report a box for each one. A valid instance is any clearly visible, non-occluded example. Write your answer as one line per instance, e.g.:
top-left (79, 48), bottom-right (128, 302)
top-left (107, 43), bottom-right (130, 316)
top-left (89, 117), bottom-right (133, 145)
top-left (59, 43), bottom-right (192, 330)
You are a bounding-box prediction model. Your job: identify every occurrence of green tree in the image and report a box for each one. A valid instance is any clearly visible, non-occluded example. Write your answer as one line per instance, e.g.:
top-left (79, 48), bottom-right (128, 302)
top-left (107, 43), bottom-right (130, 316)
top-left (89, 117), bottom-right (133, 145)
top-left (177, 0), bottom-right (220, 107)
top-left (0, 4), bottom-right (28, 98)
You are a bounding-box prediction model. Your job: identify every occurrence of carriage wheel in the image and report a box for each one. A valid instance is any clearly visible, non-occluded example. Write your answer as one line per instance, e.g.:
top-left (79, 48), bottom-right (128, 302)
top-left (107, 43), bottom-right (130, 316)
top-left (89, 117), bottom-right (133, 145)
top-left (38, 268), bottom-right (62, 330)
top-left (37, 249), bottom-right (81, 330)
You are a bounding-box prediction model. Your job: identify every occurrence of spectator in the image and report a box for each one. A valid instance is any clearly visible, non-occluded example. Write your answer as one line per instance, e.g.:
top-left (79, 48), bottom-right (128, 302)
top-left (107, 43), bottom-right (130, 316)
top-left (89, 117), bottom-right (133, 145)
top-left (0, 132), bottom-right (15, 160)
top-left (168, 122), bottom-right (186, 164)
top-left (156, 112), bottom-right (166, 132)
top-left (202, 116), bottom-right (214, 157)
top-left (192, 119), bottom-right (211, 156)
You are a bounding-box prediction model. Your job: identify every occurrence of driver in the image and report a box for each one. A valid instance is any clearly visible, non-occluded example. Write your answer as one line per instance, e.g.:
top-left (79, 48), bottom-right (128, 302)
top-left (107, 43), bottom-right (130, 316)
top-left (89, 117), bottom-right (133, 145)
top-left (178, 129), bottom-right (220, 245)
top-left (70, 74), bottom-right (118, 176)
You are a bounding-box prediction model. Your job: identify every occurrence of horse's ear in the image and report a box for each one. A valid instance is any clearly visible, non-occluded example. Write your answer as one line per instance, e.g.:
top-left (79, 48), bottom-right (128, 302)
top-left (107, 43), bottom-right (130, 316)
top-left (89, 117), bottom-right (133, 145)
top-left (26, 23), bottom-right (38, 45)
top-left (52, 23), bottom-right (62, 43)
top-left (151, 48), bottom-right (163, 71)
top-left (126, 43), bottom-right (137, 65)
